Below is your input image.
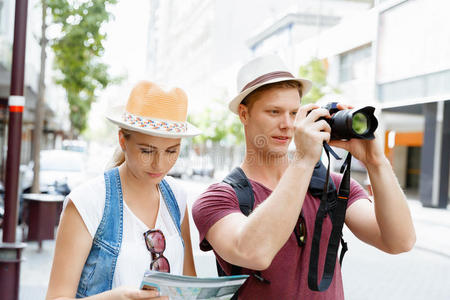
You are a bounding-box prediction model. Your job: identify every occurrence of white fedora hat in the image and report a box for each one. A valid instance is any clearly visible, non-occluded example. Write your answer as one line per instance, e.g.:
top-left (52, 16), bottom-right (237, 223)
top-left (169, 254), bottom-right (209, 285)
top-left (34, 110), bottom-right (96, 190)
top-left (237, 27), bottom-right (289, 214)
top-left (106, 81), bottom-right (201, 138)
top-left (228, 55), bottom-right (312, 114)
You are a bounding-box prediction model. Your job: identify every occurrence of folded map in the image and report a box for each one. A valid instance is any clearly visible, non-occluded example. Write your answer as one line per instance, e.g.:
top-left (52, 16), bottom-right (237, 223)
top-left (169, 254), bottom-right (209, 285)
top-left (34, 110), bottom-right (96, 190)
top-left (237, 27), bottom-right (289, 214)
top-left (140, 270), bottom-right (249, 300)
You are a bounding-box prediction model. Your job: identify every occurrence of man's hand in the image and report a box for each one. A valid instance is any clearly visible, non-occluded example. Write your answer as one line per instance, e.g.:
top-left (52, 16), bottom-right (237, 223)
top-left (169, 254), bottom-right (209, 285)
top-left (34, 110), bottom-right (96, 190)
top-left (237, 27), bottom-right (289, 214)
top-left (329, 104), bottom-right (415, 254)
top-left (293, 103), bottom-right (331, 164)
top-left (328, 103), bottom-right (386, 167)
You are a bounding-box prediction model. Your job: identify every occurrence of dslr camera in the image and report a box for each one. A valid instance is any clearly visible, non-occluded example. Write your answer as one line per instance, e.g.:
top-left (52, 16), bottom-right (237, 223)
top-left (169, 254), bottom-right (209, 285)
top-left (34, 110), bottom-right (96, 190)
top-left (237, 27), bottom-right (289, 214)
top-left (319, 102), bottom-right (378, 140)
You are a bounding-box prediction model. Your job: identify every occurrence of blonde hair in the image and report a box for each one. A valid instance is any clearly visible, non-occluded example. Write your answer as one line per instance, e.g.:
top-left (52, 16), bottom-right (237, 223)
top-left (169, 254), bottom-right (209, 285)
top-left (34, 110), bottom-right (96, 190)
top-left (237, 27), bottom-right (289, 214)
top-left (241, 81), bottom-right (303, 113)
top-left (106, 129), bottom-right (132, 170)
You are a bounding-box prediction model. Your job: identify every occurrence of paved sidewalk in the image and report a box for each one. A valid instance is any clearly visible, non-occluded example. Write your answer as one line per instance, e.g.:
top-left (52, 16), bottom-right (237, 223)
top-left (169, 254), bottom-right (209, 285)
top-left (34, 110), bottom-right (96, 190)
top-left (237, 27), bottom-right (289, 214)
top-left (12, 193), bottom-right (450, 299)
top-left (19, 240), bottom-right (55, 300)
top-left (343, 199), bottom-right (450, 300)
top-left (407, 199), bottom-right (450, 258)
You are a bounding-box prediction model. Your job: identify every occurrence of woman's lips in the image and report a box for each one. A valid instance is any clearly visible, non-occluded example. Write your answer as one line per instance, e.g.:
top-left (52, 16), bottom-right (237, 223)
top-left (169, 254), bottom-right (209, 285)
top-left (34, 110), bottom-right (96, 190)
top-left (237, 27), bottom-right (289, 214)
top-left (148, 172), bottom-right (163, 178)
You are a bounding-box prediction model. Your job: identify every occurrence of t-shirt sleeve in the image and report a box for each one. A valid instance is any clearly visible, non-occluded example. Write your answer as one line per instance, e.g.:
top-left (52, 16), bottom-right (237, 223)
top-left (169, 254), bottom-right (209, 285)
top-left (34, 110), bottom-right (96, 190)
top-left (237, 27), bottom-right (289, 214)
top-left (330, 172), bottom-right (370, 208)
top-left (165, 176), bottom-right (187, 222)
top-left (192, 182), bottom-right (241, 251)
top-left (62, 175), bottom-right (105, 238)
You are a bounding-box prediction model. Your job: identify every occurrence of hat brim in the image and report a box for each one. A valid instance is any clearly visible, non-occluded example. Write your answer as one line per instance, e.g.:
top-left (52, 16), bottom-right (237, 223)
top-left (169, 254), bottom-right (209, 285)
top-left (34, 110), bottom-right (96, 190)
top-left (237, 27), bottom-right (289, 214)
top-left (105, 106), bottom-right (202, 138)
top-left (228, 77), bottom-right (312, 114)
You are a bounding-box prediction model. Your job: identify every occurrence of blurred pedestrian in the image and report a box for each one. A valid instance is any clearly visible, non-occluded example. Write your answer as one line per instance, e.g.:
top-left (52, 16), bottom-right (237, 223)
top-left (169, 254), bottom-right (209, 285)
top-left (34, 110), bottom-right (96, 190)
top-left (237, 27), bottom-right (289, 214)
top-left (46, 81), bottom-right (201, 299)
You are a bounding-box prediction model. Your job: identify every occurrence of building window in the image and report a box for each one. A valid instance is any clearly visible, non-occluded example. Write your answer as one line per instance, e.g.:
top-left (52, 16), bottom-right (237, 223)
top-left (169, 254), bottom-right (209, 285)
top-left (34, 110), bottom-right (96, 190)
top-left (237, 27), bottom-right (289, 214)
top-left (378, 69), bottom-right (450, 102)
top-left (339, 44), bottom-right (371, 83)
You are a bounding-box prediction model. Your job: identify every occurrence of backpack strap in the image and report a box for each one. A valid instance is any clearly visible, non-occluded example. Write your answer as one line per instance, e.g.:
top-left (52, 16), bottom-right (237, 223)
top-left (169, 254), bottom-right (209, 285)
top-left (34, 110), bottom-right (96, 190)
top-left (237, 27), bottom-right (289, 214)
top-left (309, 161), bottom-right (337, 198)
top-left (223, 167), bottom-right (255, 215)
top-left (218, 167), bottom-right (269, 300)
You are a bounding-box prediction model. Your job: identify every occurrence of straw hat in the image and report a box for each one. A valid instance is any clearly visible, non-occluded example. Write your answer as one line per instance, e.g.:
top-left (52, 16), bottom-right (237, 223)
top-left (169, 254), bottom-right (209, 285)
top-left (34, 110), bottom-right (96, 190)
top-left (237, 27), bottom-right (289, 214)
top-left (106, 81), bottom-right (201, 138)
top-left (228, 55), bottom-right (312, 114)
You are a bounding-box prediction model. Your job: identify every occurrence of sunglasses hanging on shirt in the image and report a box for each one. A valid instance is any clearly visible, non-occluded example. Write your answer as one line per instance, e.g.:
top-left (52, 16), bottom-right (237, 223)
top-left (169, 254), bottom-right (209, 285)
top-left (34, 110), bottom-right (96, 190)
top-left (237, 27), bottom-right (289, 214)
top-left (144, 229), bottom-right (171, 273)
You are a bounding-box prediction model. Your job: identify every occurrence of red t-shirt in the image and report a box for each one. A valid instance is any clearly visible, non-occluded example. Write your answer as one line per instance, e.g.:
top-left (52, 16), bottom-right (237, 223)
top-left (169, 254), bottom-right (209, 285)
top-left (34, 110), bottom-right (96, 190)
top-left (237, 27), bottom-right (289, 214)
top-left (192, 172), bottom-right (369, 300)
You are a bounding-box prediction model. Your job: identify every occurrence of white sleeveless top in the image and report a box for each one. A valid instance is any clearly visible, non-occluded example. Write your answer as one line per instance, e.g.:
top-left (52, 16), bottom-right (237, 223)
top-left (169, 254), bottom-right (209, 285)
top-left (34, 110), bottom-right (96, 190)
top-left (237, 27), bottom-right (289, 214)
top-left (63, 175), bottom-right (187, 288)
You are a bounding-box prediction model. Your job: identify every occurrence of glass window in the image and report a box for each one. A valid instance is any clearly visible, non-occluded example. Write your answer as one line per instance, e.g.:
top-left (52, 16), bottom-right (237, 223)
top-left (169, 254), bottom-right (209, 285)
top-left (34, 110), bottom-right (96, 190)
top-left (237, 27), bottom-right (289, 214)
top-left (378, 69), bottom-right (450, 102)
top-left (339, 44), bottom-right (371, 83)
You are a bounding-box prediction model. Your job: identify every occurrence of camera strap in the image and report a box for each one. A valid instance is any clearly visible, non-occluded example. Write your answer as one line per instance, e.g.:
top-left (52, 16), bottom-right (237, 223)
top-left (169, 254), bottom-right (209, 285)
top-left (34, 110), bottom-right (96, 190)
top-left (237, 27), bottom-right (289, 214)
top-left (308, 142), bottom-right (352, 292)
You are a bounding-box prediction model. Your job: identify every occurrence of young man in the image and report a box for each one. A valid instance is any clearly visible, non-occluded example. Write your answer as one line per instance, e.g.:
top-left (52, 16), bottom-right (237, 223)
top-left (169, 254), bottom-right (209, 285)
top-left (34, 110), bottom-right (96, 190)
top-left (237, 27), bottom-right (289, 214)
top-left (192, 55), bottom-right (415, 299)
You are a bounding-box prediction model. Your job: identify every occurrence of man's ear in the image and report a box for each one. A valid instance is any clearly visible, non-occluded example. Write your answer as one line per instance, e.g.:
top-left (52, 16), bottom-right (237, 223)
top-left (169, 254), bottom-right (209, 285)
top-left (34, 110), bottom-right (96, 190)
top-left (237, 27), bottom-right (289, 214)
top-left (238, 104), bottom-right (250, 125)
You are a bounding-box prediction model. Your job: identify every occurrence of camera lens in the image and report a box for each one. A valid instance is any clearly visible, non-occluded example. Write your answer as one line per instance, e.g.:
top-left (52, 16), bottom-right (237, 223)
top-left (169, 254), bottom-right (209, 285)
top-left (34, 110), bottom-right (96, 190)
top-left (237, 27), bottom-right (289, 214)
top-left (320, 102), bottom-right (378, 140)
top-left (352, 112), bottom-right (369, 135)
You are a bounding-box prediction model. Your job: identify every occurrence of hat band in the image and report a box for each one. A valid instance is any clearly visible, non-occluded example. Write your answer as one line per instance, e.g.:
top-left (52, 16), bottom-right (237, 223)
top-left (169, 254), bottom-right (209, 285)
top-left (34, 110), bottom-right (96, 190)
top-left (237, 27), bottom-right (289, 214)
top-left (241, 71), bottom-right (295, 92)
top-left (123, 112), bottom-right (187, 133)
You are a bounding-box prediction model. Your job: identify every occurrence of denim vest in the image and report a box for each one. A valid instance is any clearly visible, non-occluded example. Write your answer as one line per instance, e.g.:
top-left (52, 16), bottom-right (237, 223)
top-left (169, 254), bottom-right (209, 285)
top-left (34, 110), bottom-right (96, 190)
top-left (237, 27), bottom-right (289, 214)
top-left (76, 167), bottom-right (183, 298)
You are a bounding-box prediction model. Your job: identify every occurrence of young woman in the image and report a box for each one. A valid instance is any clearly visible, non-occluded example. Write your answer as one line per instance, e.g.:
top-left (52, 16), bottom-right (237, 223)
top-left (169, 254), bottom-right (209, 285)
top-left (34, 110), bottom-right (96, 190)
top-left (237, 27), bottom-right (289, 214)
top-left (46, 81), bottom-right (201, 300)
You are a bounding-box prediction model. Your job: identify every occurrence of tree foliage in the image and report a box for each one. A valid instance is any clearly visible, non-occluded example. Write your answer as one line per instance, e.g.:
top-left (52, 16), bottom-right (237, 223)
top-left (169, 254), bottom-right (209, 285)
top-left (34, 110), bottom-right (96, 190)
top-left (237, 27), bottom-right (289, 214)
top-left (47, 0), bottom-right (118, 135)
top-left (298, 58), bottom-right (339, 104)
top-left (188, 100), bottom-right (244, 146)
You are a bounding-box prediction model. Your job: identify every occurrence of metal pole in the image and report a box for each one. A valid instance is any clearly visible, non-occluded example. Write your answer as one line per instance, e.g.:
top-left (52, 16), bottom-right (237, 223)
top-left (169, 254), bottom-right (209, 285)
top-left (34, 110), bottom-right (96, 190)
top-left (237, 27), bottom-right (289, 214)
top-left (4, 0), bottom-right (28, 243)
top-left (0, 0), bottom-right (29, 299)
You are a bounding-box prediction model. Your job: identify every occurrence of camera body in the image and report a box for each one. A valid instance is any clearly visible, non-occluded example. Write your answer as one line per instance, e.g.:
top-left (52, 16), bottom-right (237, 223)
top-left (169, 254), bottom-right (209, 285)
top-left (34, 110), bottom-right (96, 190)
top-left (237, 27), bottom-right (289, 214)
top-left (320, 102), bottom-right (378, 140)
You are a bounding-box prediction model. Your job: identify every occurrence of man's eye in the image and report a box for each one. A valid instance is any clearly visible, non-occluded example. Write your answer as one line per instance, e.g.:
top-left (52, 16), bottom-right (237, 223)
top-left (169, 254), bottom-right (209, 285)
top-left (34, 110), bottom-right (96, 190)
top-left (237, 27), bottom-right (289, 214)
top-left (166, 150), bottom-right (178, 154)
top-left (270, 110), bottom-right (279, 114)
top-left (292, 111), bottom-right (297, 116)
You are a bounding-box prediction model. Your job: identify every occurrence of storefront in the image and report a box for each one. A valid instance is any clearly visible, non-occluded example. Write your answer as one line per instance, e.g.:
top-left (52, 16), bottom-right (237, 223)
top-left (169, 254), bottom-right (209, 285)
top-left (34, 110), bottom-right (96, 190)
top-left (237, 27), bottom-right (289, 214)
top-left (382, 98), bottom-right (450, 208)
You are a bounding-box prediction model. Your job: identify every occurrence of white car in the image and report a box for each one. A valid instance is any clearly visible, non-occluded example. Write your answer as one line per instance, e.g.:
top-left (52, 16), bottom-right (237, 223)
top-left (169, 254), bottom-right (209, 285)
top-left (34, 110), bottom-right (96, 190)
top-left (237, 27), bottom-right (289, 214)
top-left (21, 150), bottom-right (86, 195)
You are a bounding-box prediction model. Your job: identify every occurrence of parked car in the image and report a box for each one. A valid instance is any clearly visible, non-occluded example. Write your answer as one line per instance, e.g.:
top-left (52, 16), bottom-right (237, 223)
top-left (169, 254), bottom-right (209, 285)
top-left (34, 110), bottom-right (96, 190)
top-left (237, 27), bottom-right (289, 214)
top-left (167, 146), bottom-right (194, 179)
top-left (21, 149), bottom-right (86, 196)
top-left (62, 139), bottom-right (87, 153)
top-left (168, 156), bottom-right (192, 179)
top-left (190, 155), bottom-right (215, 178)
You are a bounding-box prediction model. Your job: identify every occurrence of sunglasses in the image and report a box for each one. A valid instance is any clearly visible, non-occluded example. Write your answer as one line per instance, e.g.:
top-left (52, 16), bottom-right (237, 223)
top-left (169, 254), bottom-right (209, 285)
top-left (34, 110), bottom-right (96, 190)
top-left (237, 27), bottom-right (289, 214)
top-left (143, 229), bottom-right (170, 273)
top-left (294, 213), bottom-right (307, 247)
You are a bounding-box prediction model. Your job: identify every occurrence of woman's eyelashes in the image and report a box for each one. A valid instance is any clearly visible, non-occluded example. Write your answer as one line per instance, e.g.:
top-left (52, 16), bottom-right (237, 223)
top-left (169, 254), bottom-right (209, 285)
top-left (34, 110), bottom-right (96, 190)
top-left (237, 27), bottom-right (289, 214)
top-left (140, 148), bottom-right (155, 155)
top-left (139, 148), bottom-right (178, 155)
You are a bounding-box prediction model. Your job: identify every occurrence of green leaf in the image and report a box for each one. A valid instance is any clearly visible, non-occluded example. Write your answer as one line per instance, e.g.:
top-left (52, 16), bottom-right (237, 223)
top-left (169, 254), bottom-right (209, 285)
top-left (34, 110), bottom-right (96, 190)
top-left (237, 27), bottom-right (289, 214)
top-left (46, 0), bottom-right (120, 136)
top-left (298, 58), bottom-right (339, 104)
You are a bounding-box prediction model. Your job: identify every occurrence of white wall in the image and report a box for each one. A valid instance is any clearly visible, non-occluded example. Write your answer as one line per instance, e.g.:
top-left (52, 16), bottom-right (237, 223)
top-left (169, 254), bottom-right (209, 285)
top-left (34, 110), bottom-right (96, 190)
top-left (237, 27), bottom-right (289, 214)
top-left (377, 0), bottom-right (450, 84)
top-left (393, 145), bottom-right (407, 188)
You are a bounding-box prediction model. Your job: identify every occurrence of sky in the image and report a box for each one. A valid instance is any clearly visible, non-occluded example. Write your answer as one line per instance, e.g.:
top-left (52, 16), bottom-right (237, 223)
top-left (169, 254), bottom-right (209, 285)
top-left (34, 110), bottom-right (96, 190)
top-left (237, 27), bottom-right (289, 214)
top-left (87, 0), bottom-right (151, 141)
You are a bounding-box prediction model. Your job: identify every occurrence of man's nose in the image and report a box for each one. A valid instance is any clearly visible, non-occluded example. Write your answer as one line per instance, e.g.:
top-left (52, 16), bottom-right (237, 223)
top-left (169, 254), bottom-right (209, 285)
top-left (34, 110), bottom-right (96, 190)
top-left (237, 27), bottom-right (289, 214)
top-left (280, 112), bottom-right (294, 129)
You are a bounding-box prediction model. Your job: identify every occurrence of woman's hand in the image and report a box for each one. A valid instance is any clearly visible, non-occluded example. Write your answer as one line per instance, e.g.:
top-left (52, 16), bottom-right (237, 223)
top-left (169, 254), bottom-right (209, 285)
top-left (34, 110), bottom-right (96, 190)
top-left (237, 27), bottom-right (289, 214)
top-left (109, 286), bottom-right (168, 300)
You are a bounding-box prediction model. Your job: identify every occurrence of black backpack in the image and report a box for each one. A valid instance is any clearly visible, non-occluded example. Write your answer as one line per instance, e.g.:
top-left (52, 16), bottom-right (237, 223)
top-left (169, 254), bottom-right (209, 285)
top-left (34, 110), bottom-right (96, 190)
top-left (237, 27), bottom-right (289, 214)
top-left (217, 153), bottom-right (352, 297)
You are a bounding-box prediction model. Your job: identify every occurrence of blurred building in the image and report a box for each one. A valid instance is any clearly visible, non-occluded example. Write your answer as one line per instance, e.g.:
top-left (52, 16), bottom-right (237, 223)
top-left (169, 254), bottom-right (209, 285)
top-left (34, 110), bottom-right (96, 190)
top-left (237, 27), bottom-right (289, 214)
top-left (146, 0), bottom-right (372, 172)
top-left (376, 0), bottom-right (450, 208)
top-left (280, 0), bottom-right (450, 207)
top-left (147, 0), bottom-right (448, 207)
top-left (243, 0), bottom-right (450, 208)
top-left (0, 0), bottom-right (67, 183)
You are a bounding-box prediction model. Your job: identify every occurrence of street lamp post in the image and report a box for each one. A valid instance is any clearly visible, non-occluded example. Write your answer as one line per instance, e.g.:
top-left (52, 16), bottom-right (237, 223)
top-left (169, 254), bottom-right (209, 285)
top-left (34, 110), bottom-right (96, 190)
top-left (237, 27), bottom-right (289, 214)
top-left (0, 0), bottom-right (29, 299)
